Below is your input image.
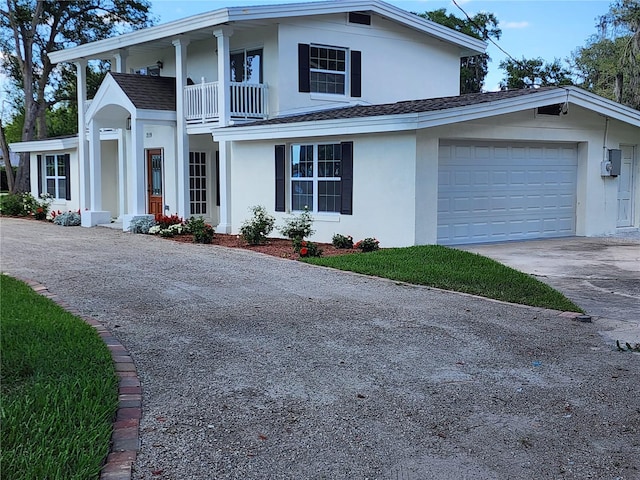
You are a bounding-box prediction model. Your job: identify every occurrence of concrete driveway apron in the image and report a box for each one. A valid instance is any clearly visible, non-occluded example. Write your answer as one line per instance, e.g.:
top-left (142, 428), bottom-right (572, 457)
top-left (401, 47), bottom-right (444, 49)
top-left (460, 236), bottom-right (640, 345)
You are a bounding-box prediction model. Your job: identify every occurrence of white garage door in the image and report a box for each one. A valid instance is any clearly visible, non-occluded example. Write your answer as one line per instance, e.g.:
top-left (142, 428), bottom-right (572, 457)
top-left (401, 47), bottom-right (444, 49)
top-left (438, 141), bottom-right (577, 245)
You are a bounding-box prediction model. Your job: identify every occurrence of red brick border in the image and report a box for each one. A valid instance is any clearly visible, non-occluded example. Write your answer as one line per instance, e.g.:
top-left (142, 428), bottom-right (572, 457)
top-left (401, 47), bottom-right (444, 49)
top-left (15, 276), bottom-right (141, 480)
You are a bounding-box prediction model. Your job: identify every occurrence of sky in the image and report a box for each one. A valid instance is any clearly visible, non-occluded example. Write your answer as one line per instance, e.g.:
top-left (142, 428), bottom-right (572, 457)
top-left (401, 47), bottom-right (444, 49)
top-left (150, 0), bottom-right (613, 91)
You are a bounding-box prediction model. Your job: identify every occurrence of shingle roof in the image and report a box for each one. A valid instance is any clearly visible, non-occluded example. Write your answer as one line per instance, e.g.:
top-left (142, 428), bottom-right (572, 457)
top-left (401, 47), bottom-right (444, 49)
top-left (110, 73), bottom-right (176, 111)
top-left (240, 87), bottom-right (563, 126)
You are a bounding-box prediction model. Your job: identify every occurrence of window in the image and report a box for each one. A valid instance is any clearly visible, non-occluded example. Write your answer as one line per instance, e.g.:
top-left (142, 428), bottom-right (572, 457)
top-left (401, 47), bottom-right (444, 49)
top-left (230, 48), bottom-right (263, 83)
top-left (298, 44), bottom-right (361, 97)
top-left (38, 154), bottom-right (70, 200)
top-left (291, 143), bottom-right (343, 213)
top-left (189, 152), bottom-right (207, 215)
top-left (132, 65), bottom-right (160, 76)
top-left (310, 46), bottom-right (346, 95)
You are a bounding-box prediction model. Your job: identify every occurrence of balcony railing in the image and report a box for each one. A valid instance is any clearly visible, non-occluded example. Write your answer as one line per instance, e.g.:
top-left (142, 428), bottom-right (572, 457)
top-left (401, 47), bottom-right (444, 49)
top-left (184, 80), bottom-right (268, 124)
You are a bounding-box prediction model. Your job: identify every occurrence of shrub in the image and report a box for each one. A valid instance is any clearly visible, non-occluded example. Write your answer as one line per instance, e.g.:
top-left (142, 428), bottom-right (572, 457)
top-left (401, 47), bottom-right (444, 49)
top-left (0, 193), bottom-right (26, 216)
top-left (278, 207), bottom-right (314, 241)
top-left (240, 205), bottom-right (275, 245)
top-left (332, 233), bottom-right (354, 249)
top-left (52, 211), bottom-right (81, 226)
top-left (186, 216), bottom-right (214, 244)
top-left (294, 239), bottom-right (323, 258)
top-left (355, 237), bottom-right (380, 252)
top-left (129, 216), bottom-right (156, 234)
top-left (154, 213), bottom-right (183, 229)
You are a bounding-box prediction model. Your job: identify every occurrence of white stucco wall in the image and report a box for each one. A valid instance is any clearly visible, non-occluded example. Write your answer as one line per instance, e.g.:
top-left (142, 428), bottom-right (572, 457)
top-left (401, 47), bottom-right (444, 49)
top-left (29, 149), bottom-right (81, 214)
top-left (101, 140), bottom-right (119, 217)
top-left (229, 131), bottom-right (418, 247)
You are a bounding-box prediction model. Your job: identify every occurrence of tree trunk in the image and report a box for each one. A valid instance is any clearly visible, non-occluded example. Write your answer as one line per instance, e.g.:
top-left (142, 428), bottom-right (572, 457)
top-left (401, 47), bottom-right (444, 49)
top-left (0, 120), bottom-right (15, 192)
top-left (614, 72), bottom-right (624, 103)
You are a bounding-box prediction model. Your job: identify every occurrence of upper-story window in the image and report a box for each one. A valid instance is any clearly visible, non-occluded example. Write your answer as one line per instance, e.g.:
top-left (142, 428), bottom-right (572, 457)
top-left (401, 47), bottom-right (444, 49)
top-left (298, 44), bottom-right (361, 98)
top-left (309, 46), bottom-right (346, 95)
top-left (230, 48), bottom-right (263, 83)
top-left (132, 65), bottom-right (160, 76)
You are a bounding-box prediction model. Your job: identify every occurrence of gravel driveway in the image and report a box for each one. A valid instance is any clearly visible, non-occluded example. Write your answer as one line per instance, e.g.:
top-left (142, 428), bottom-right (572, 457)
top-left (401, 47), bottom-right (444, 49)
top-left (1, 218), bottom-right (638, 480)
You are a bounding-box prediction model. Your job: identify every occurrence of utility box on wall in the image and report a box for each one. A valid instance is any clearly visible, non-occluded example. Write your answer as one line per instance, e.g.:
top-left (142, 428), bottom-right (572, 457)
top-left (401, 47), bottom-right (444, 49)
top-left (601, 149), bottom-right (622, 177)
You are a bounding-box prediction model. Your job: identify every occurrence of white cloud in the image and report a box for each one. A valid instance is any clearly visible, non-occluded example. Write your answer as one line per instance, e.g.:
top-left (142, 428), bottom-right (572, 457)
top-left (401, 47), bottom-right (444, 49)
top-left (502, 21), bottom-right (530, 29)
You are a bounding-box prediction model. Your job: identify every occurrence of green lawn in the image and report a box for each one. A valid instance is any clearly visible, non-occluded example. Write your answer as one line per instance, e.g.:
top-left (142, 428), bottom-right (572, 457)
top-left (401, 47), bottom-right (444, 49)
top-left (0, 275), bottom-right (118, 480)
top-left (305, 245), bottom-right (583, 312)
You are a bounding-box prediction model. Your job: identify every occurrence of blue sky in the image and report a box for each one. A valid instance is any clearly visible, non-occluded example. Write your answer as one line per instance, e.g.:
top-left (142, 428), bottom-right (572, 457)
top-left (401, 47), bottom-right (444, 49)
top-left (151, 0), bottom-right (612, 91)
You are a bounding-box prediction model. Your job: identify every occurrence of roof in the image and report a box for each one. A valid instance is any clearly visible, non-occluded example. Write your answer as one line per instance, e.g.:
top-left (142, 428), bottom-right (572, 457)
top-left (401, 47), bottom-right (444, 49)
top-left (47, 0), bottom-right (485, 64)
top-left (240, 88), bottom-right (562, 126)
top-left (109, 73), bottom-right (176, 111)
top-left (213, 86), bottom-right (640, 141)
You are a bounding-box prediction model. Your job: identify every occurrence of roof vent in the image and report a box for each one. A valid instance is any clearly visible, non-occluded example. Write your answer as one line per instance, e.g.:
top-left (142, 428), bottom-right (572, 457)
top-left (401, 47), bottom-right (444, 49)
top-left (349, 12), bottom-right (371, 25)
top-left (537, 104), bottom-right (564, 116)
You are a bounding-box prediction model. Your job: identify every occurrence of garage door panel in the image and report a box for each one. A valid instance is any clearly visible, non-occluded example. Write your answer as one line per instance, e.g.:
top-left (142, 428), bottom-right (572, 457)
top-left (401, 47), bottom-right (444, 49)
top-left (438, 142), bottom-right (577, 245)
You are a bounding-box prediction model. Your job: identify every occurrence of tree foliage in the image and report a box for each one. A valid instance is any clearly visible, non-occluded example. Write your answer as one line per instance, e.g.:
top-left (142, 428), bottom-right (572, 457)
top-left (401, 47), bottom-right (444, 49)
top-left (573, 0), bottom-right (640, 108)
top-left (0, 0), bottom-right (153, 192)
top-left (499, 57), bottom-right (574, 90)
top-left (417, 8), bottom-right (502, 93)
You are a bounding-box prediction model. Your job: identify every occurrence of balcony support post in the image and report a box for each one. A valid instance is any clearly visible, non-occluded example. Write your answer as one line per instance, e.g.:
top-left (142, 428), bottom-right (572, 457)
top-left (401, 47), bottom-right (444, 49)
top-left (173, 36), bottom-right (191, 220)
top-left (213, 26), bottom-right (233, 126)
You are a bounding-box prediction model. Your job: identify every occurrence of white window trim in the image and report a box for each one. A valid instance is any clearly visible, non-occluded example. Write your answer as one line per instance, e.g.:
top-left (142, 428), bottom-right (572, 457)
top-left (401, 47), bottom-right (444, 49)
top-left (289, 142), bottom-right (342, 215)
top-left (309, 44), bottom-right (349, 97)
top-left (44, 154), bottom-right (67, 200)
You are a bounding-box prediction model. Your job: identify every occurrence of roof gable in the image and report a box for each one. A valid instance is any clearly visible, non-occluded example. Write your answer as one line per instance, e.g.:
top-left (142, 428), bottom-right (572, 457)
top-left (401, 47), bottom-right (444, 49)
top-left (110, 74), bottom-right (176, 111)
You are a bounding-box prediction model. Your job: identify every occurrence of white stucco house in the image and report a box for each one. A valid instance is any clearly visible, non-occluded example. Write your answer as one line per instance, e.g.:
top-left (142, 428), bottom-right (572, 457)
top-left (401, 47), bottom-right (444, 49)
top-left (10, 0), bottom-right (640, 246)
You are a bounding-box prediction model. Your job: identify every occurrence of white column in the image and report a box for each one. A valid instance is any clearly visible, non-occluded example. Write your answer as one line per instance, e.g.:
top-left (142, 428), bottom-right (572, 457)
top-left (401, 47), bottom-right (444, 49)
top-left (213, 26), bottom-right (233, 126)
top-left (173, 37), bottom-right (190, 220)
top-left (75, 59), bottom-right (89, 210)
top-left (117, 128), bottom-right (126, 220)
top-left (113, 49), bottom-right (128, 73)
top-left (131, 119), bottom-right (146, 215)
top-left (217, 140), bottom-right (232, 233)
top-left (81, 119), bottom-right (111, 227)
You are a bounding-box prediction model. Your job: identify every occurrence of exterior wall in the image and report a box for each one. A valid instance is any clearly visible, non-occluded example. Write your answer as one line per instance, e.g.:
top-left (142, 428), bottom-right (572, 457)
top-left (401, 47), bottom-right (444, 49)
top-left (229, 131), bottom-right (418, 247)
top-left (29, 149), bottom-right (81, 214)
top-left (276, 13), bottom-right (461, 116)
top-left (101, 140), bottom-right (119, 217)
top-left (415, 106), bottom-right (640, 243)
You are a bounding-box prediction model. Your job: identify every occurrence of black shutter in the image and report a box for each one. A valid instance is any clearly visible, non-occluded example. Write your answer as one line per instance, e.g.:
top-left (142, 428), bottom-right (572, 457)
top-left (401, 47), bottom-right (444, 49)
top-left (298, 43), bottom-right (310, 93)
top-left (351, 51), bottom-right (361, 98)
top-left (64, 154), bottom-right (71, 200)
top-left (275, 144), bottom-right (286, 212)
top-left (215, 151), bottom-right (220, 207)
top-left (340, 142), bottom-right (353, 215)
top-left (37, 154), bottom-right (42, 196)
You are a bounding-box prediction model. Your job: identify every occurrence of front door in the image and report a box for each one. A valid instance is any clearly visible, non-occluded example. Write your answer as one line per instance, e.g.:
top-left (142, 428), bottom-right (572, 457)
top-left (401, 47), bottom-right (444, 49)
top-left (617, 145), bottom-right (635, 228)
top-left (147, 149), bottom-right (163, 215)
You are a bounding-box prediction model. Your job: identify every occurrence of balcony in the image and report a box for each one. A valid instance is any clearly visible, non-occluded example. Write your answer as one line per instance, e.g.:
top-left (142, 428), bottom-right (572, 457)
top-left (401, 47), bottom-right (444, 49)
top-left (184, 81), bottom-right (268, 124)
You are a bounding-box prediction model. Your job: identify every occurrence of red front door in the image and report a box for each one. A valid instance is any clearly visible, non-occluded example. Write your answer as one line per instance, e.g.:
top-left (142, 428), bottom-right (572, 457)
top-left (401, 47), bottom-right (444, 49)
top-left (147, 149), bottom-right (163, 215)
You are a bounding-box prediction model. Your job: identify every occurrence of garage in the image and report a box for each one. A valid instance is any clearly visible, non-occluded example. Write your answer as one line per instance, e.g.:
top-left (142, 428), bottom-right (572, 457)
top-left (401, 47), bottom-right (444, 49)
top-left (437, 141), bottom-right (578, 245)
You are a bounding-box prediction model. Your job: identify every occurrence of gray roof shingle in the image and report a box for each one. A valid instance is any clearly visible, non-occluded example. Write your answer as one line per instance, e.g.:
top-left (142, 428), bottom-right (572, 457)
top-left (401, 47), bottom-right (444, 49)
top-left (110, 73), bottom-right (176, 111)
top-left (239, 87), bottom-right (563, 126)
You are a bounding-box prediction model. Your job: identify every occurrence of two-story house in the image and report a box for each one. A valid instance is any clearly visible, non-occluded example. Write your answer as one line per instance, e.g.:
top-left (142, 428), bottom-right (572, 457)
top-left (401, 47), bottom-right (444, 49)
top-left (10, 0), bottom-right (640, 246)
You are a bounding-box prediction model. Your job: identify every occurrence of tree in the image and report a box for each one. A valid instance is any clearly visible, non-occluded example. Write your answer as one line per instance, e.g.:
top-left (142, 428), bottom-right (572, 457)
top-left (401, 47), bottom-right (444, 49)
top-left (499, 57), bottom-right (574, 90)
top-left (417, 8), bottom-right (502, 93)
top-left (0, 0), bottom-right (153, 193)
top-left (573, 0), bottom-right (640, 108)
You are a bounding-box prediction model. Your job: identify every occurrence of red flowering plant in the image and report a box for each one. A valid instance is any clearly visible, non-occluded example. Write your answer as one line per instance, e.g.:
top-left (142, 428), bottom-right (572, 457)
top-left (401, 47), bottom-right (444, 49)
top-left (294, 239), bottom-right (322, 258)
top-left (154, 213), bottom-right (184, 229)
top-left (354, 237), bottom-right (380, 252)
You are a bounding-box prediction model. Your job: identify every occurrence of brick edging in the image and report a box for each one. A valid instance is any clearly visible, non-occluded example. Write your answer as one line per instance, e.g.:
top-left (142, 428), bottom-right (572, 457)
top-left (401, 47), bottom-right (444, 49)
top-left (16, 276), bottom-right (141, 480)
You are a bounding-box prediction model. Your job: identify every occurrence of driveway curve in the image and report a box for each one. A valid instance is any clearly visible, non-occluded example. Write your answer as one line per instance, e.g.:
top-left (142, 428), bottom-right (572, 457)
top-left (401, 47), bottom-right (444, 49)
top-left (1, 218), bottom-right (638, 480)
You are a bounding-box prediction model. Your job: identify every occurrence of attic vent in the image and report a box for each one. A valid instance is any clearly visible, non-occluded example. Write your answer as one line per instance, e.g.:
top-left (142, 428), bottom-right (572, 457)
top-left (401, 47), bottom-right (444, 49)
top-left (349, 12), bottom-right (371, 25)
top-left (537, 104), bottom-right (563, 116)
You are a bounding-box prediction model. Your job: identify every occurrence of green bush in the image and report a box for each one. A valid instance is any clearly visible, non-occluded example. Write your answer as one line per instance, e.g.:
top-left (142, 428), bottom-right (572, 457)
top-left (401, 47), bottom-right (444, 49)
top-left (332, 233), bottom-right (354, 249)
top-left (129, 216), bottom-right (156, 234)
top-left (355, 237), bottom-right (380, 252)
top-left (187, 216), bottom-right (214, 244)
top-left (279, 207), bottom-right (314, 241)
top-left (240, 205), bottom-right (275, 245)
top-left (0, 193), bottom-right (26, 216)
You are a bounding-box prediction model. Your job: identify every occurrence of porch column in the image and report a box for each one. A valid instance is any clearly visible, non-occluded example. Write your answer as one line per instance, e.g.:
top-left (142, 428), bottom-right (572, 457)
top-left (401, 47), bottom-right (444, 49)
top-left (173, 37), bottom-right (190, 220)
top-left (117, 128), bottom-right (126, 219)
top-left (213, 26), bottom-right (233, 126)
top-left (217, 140), bottom-right (232, 233)
top-left (81, 118), bottom-right (111, 227)
top-left (130, 118), bottom-right (146, 215)
top-left (75, 59), bottom-right (89, 210)
top-left (113, 49), bottom-right (128, 73)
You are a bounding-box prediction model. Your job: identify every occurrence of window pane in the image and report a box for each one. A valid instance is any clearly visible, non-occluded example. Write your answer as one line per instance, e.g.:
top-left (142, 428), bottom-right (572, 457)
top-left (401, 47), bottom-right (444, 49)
top-left (46, 179), bottom-right (56, 196)
top-left (310, 72), bottom-right (345, 94)
top-left (57, 179), bottom-right (66, 200)
top-left (291, 145), bottom-right (313, 178)
top-left (292, 180), bottom-right (313, 211)
top-left (57, 156), bottom-right (66, 176)
top-left (46, 156), bottom-right (55, 176)
top-left (318, 143), bottom-right (341, 178)
top-left (318, 180), bottom-right (341, 213)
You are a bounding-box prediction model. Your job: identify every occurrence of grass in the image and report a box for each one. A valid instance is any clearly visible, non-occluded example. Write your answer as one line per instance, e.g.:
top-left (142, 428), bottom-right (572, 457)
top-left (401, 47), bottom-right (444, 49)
top-left (0, 275), bottom-right (118, 480)
top-left (304, 245), bottom-right (583, 312)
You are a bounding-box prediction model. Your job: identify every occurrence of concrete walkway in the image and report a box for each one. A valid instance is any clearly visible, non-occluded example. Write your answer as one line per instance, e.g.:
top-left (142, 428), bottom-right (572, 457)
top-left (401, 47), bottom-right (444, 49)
top-left (1, 218), bottom-right (639, 480)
